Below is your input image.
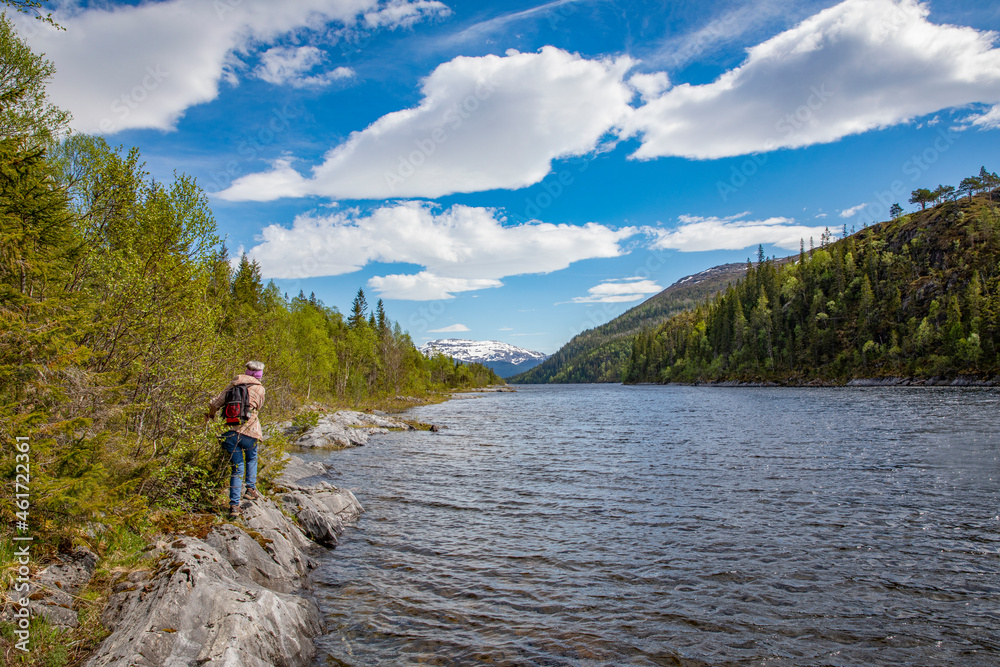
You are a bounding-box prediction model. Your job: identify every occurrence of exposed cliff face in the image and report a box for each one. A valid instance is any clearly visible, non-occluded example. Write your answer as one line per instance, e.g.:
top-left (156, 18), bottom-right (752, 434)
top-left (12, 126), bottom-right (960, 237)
top-left (82, 454), bottom-right (364, 667)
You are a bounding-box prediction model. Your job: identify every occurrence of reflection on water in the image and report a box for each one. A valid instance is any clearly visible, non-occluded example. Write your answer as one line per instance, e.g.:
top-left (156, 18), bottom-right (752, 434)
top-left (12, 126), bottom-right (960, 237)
top-left (299, 385), bottom-right (1000, 666)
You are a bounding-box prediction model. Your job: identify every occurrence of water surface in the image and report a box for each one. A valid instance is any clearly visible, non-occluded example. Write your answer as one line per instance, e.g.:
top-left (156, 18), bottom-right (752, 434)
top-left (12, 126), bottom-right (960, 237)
top-left (300, 385), bottom-right (1000, 666)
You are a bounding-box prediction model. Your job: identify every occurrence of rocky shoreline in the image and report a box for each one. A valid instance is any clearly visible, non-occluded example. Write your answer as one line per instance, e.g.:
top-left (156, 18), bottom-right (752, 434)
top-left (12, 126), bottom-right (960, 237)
top-left (15, 407), bottom-right (443, 666)
top-left (78, 452), bottom-right (363, 667)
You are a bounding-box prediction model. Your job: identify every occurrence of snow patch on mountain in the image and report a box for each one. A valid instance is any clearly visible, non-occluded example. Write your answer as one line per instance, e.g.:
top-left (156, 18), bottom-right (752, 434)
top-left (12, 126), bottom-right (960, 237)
top-left (420, 339), bottom-right (548, 365)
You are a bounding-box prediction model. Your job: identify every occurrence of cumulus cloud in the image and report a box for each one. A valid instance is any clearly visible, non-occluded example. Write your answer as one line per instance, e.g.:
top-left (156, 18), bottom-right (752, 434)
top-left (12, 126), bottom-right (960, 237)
top-left (427, 323), bottom-right (471, 333)
top-left (647, 213), bottom-right (830, 252)
top-left (626, 0), bottom-right (1000, 159)
top-left (840, 203), bottom-right (867, 218)
top-left (17, 0), bottom-right (440, 134)
top-left (254, 46), bottom-right (354, 88)
top-left (245, 202), bottom-right (636, 299)
top-left (571, 278), bottom-right (663, 304)
top-left (218, 46), bottom-right (635, 201)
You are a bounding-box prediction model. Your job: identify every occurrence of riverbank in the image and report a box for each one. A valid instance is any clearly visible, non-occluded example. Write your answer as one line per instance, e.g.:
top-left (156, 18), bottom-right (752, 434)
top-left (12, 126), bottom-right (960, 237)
top-left (68, 451), bottom-right (362, 667)
top-left (63, 401), bottom-right (461, 665)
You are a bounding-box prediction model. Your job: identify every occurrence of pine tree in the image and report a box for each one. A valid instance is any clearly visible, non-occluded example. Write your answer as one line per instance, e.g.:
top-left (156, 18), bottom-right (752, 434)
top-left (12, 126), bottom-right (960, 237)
top-left (348, 288), bottom-right (369, 329)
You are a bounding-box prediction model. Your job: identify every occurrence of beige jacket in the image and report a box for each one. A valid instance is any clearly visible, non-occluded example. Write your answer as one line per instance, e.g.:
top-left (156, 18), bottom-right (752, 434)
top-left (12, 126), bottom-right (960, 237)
top-left (209, 374), bottom-right (266, 441)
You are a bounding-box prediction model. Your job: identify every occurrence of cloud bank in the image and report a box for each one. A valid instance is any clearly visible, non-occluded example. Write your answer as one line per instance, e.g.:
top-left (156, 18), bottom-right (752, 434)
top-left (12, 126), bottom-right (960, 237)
top-left (626, 0), bottom-right (1000, 159)
top-left (217, 0), bottom-right (1000, 201)
top-left (218, 46), bottom-right (635, 201)
top-left (245, 202), bottom-right (636, 299)
top-left (19, 0), bottom-right (446, 134)
top-left (648, 213), bottom-right (831, 252)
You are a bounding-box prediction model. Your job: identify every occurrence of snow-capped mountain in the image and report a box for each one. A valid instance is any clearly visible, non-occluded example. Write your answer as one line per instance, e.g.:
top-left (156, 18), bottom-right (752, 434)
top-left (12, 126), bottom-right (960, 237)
top-left (419, 339), bottom-right (549, 378)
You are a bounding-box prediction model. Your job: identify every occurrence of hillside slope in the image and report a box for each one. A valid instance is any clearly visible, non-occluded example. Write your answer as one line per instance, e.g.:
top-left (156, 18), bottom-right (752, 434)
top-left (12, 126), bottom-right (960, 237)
top-left (626, 192), bottom-right (1000, 384)
top-left (512, 263), bottom-right (749, 383)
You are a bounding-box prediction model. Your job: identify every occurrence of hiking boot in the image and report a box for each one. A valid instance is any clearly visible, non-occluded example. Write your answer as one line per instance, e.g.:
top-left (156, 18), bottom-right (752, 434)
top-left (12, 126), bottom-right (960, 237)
top-left (227, 504), bottom-right (242, 519)
top-left (245, 488), bottom-right (261, 501)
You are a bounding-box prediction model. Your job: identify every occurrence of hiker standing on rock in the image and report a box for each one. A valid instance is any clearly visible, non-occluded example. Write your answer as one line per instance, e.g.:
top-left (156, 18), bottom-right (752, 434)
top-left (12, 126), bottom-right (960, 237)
top-left (207, 360), bottom-right (266, 518)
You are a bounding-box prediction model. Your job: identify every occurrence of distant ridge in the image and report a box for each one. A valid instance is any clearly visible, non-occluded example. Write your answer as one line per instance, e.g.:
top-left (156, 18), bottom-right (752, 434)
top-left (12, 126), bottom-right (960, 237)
top-left (511, 263), bottom-right (751, 383)
top-left (420, 339), bottom-right (548, 378)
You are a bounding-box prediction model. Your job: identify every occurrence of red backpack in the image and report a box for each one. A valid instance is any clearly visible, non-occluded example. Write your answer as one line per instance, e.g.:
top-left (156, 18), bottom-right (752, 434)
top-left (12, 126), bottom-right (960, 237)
top-left (223, 384), bottom-right (251, 425)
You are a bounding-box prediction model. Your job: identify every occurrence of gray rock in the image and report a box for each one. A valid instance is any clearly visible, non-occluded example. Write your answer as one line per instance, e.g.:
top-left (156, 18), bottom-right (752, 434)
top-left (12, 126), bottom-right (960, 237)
top-left (86, 537), bottom-right (321, 667)
top-left (239, 498), bottom-right (315, 579)
top-left (276, 456), bottom-right (364, 546)
top-left (292, 409), bottom-right (412, 448)
top-left (23, 547), bottom-right (99, 628)
top-left (204, 524), bottom-right (304, 594)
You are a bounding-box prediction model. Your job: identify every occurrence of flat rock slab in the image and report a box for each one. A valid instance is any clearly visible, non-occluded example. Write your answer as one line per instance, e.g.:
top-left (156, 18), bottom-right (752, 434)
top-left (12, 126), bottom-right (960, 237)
top-left (292, 409), bottom-right (413, 449)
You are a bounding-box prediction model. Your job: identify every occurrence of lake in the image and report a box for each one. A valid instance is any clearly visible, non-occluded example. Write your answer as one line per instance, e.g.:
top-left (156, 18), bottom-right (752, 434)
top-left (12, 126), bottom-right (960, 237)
top-left (297, 385), bottom-right (1000, 666)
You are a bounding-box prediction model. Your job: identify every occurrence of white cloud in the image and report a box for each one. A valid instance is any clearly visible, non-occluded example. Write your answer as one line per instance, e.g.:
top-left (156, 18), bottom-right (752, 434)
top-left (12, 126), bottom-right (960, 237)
top-left (571, 278), bottom-right (663, 304)
top-left (254, 46), bottom-right (354, 88)
top-left (368, 273), bottom-right (503, 300)
top-left (245, 202), bottom-right (636, 299)
top-left (648, 213), bottom-right (830, 252)
top-left (840, 203), bottom-right (867, 218)
top-left (427, 323), bottom-right (471, 333)
top-left (626, 0), bottom-right (1000, 160)
top-left (364, 0), bottom-right (451, 29)
top-left (17, 0), bottom-right (439, 134)
top-left (218, 46), bottom-right (635, 201)
top-left (967, 104), bottom-right (1000, 129)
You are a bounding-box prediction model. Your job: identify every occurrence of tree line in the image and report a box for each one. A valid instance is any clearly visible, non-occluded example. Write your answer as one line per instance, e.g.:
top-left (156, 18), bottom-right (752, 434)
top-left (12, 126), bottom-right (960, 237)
top-left (0, 13), bottom-right (498, 557)
top-left (626, 187), bottom-right (1000, 384)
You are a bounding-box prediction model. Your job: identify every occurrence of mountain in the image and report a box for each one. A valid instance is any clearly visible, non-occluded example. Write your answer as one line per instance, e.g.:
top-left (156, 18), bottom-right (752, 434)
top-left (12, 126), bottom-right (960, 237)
top-left (626, 190), bottom-right (1000, 384)
top-left (511, 262), bottom-right (752, 383)
top-left (420, 339), bottom-right (549, 378)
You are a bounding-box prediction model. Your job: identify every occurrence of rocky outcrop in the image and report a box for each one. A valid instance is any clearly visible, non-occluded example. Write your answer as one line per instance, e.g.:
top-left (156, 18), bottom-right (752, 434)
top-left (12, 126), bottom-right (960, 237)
top-left (83, 454), bottom-right (365, 667)
top-left (87, 531), bottom-right (321, 667)
top-left (276, 456), bottom-right (364, 546)
top-left (289, 410), bottom-right (415, 448)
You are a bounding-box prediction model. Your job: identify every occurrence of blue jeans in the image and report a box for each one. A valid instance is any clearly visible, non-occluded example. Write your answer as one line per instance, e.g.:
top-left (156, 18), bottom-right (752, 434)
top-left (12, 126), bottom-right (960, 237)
top-left (221, 431), bottom-right (257, 506)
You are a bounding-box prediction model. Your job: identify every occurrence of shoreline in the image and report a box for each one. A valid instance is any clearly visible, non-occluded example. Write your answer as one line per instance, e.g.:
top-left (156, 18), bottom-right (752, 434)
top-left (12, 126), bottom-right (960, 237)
top-left (65, 400), bottom-right (462, 666)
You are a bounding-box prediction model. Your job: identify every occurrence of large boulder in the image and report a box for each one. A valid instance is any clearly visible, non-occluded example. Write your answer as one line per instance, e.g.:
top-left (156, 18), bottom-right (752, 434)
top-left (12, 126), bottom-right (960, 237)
top-left (86, 537), bottom-right (321, 667)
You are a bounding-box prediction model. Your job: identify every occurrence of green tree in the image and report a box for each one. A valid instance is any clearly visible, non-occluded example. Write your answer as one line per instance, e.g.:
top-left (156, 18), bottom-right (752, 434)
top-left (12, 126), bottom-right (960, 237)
top-left (348, 287), bottom-right (369, 329)
top-left (909, 188), bottom-right (933, 210)
top-left (0, 13), bottom-right (69, 141)
top-left (959, 176), bottom-right (981, 201)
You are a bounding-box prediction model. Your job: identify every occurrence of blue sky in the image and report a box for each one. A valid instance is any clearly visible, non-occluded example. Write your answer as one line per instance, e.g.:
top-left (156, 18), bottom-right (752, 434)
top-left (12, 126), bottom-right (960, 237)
top-left (17, 0), bottom-right (1000, 353)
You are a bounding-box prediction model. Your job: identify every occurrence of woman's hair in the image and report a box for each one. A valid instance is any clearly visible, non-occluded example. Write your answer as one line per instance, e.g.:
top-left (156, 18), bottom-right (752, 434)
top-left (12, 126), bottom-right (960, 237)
top-left (245, 360), bottom-right (265, 372)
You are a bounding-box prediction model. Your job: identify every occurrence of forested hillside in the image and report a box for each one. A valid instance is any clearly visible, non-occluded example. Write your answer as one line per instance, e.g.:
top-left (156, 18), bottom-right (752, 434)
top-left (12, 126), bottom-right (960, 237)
top-left (512, 263), bottom-right (749, 383)
top-left (0, 13), bottom-right (497, 653)
top-left (626, 186), bottom-right (1000, 384)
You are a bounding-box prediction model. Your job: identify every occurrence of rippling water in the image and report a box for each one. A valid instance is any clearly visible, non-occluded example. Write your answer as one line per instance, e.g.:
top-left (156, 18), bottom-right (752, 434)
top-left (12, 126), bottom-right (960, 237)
top-left (299, 385), bottom-right (1000, 666)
